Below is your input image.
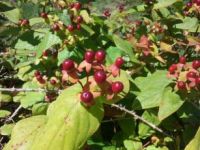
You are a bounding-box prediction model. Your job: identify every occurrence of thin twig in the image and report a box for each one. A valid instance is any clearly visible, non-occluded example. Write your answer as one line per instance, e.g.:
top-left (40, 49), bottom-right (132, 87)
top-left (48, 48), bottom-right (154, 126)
top-left (111, 104), bottom-right (170, 137)
top-left (0, 87), bottom-right (61, 93)
top-left (5, 105), bottom-right (22, 123)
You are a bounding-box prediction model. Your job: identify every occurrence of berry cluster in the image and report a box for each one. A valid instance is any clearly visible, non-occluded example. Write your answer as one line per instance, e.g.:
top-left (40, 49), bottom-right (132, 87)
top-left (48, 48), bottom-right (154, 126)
top-left (168, 56), bottom-right (200, 91)
top-left (34, 49), bottom-right (125, 106)
top-left (184, 0), bottom-right (200, 16)
top-left (18, 19), bottom-right (29, 27)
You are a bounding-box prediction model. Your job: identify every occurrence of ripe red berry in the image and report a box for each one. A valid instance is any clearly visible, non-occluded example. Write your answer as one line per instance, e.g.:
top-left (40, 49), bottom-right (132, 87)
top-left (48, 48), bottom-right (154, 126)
top-left (179, 56), bottom-right (186, 64)
top-left (42, 50), bottom-right (49, 57)
top-left (95, 50), bottom-right (106, 63)
top-left (34, 71), bottom-right (41, 77)
top-left (52, 23), bottom-right (60, 31)
top-left (74, 2), bottom-right (81, 10)
top-left (76, 16), bottom-right (83, 23)
top-left (21, 19), bottom-right (29, 26)
top-left (177, 81), bottom-right (186, 90)
top-left (168, 64), bottom-right (177, 74)
top-left (50, 79), bottom-right (56, 85)
top-left (67, 25), bottom-right (74, 32)
top-left (84, 51), bottom-right (95, 63)
top-left (115, 57), bottom-right (124, 68)
top-left (186, 2), bottom-right (192, 7)
top-left (40, 12), bottom-right (48, 19)
top-left (192, 60), bottom-right (200, 69)
top-left (103, 9), bottom-right (111, 17)
top-left (111, 81), bottom-right (124, 93)
top-left (69, 3), bottom-right (75, 9)
top-left (62, 59), bottom-right (75, 71)
top-left (77, 24), bottom-right (81, 30)
top-left (195, 77), bottom-right (200, 85)
top-left (186, 71), bottom-right (197, 79)
top-left (94, 70), bottom-right (107, 84)
top-left (80, 91), bottom-right (93, 103)
top-left (36, 75), bottom-right (45, 84)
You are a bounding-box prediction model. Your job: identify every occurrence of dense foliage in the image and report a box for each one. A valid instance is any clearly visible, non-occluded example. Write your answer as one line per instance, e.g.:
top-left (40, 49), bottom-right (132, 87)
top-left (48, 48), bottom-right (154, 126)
top-left (0, 0), bottom-right (200, 150)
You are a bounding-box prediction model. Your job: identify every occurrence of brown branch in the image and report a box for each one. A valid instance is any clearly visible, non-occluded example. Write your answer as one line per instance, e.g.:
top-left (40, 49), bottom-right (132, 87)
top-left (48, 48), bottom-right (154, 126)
top-left (111, 104), bottom-right (171, 137)
top-left (5, 105), bottom-right (22, 123)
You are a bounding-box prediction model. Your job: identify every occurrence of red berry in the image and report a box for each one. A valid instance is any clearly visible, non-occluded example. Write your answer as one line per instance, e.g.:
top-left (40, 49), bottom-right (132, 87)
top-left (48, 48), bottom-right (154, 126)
top-left (111, 81), bottom-right (124, 93)
top-left (62, 59), bottom-right (75, 71)
top-left (95, 50), bottom-right (106, 63)
top-left (69, 3), bottom-right (75, 9)
top-left (186, 71), bottom-right (197, 79)
top-left (34, 71), bottom-right (41, 77)
top-left (168, 64), bottom-right (177, 74)
top-left (195, 77), bottom-right (200, 85)
top-left (76, 16), bottom-right (83, 23)
top-left (21, 19), bottom-right (29, 26)
top-left (94, 70), bottom-right (107, 84)
top-left (179, 56), bottom-right (186, 64)
top-left (80, 91), bottom-right (93, 103)
top-left (186, 2), bottom-right (193, 7)
top-left (84, 51), bottom-right (95, 63)
top-left (40, 12), bottom-right (48, 19)
top-left (67, 25), bottom-right (74, 32)
top-left (177, 81), bottom-right (186, 90)
top-left (52, 23), bottom-right (60, 31)
top-left (50, 79), bottom-right (56, 85)
top-left (42, 50), bottom-right (49, 57)
top-left (74, 2), bottom-right (81, 10)
top-left (77, 24), bottom-right (81, 30)
top-left (192, 60), bottom-right (200, 69)
top-left (115, 57), bottom-right (124, 68)
top-left (134, 20), bottom-right (142, 26)
top-left (103, 9), bottom-right (111, 17)
top-left (36, 75), bottom-right (45, 84)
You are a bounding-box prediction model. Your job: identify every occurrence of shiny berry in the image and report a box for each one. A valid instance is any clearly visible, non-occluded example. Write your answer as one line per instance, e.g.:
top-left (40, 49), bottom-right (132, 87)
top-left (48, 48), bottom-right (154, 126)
top-left (195, 77), bottom-right (200, 85)
top-left (50, 79), bottom-right (56, 85)
top-left (52, 23), bottom-right (60, 31)
top-left (40, 12), bottom-right (48, 19)
top-left (94, 70), bottom-right (107, 84)
top-left (177, 81), bottom-right (186, 90)
top-left (103, 9), bottom-right (111, 17)
top-left (179, 56), bottom-right (186, 64)
top-left (95, 50), bottom-right (106, 62)
top-left (74, 2), bottom-right (81, 10)
top-left (115, 57), bottom-right (124, 68)
top-left (111, 81), bottom-right (124, 93)
top-left (36, 75), bottom-right (45, 84)
top-left (77, 24), bottom-right (81, 30)
top-left (67, 25), bottom-right (74, 32)
top-left (77, 16), bottom-right (83, 23)
top-left (168, 64), bottom-right (177, 74)
top-left (84, 51), bottom-right (95, 63)
top-left (192, 60), bottom-right (200, 69)
top-left (186, 2), bottom-right (192, 7)
top-left (21, 19), bottom-right (29, 26)
top-left (34, 71), bottom-right (41, 77)
top-left (187, 71), bottom-right (197, 79)
top-left (42, 50), bottom-right (49, 57)
top-left (62, 59), bottom-right (75, 71)
top-left (69, 3), bottom-right (75, 9)
top-left (80, 91), bottom-right (93, 103)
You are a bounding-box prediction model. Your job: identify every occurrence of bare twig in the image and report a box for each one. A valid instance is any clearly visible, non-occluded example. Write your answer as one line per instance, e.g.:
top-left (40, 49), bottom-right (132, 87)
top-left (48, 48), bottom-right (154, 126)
top-left (0, 87), bottom-right (61, 93)
top-left (5, 105), bottom-right (22, 123)
top-left (111, 104), bottom-right (170, 137)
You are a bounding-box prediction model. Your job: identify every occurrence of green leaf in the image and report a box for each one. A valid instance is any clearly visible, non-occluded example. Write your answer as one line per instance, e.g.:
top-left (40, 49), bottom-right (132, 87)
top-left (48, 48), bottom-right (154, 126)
top-left (133, 71), bottom-right (172, 109)
top-left (2, 8), bottom-right (21, 23)
top-left (0, 124), bottom-right (15, 136)
top-left (57, 48), bottom-right (71, 66)
top-left (58, 9), bottom-right (71, 26)
top-left (36, 32), bottom-right (61, 58)
top-left (118, 118), bottom-right (136, 138)
top-left (138, 110), bottom-right (160, 139)
top-left (80, 10), bottom-right (93, 24)
top-left (124, 140), bottom-right (142, 150)
top-left (20, 2), bottom-right (39, 19)
top-left (158, 87), bottom-right (184, 121)
top-left (153, 0), bottom-right (178, 9)
top-left (32, 103), bottom-right (48, 115)
top-left (5, 83), bottom-right (104, 150)
top-left (81, 24), bottom-right (95, 35)
top-left (0, 110), bottom-right (11, 118)
top-left (20, 82), bottom-right (45, 108)
top-left (185, 127), bottom-right (200, 150)
top-left (0, 92), bottom-right (12, 103)
top-left (3, 116), bottom-right (47, 150)
top-left (113, 35), bottom-right (138, 63)
top-left (106, 46), bottom-right (123, 65)
top-left (175, 17), bottom-right (199, 32)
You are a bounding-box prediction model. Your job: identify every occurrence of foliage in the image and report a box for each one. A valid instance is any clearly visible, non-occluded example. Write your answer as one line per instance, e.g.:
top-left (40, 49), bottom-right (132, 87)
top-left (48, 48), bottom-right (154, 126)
top-left (0, 0), bottom-right (200, 150)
